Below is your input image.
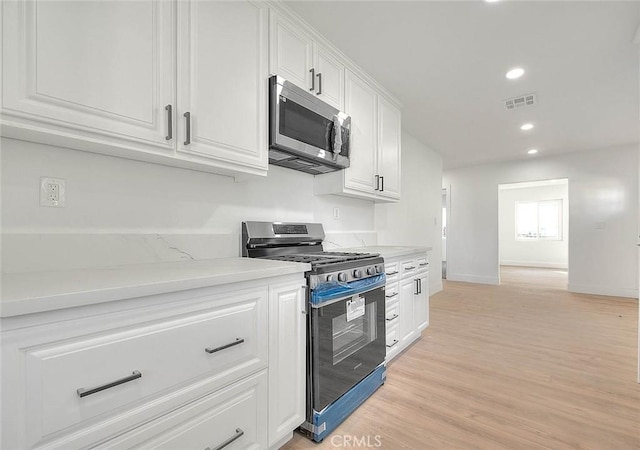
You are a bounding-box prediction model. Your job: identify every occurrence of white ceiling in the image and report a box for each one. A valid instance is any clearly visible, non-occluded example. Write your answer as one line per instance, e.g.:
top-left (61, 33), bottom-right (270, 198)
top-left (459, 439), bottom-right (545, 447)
top-left (286, 1), bottom-right (640, 169)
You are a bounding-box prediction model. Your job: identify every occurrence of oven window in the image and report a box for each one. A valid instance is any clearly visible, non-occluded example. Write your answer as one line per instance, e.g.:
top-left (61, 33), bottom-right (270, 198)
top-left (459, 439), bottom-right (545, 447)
top-left (280, 98), bottom-right (333, 151)
top-left (332, 302), bottom-right (377, 365)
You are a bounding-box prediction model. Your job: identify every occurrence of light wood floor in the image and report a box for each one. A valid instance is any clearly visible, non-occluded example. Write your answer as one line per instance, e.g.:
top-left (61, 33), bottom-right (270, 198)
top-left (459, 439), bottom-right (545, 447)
top-left (283, 267), bottom-right (639, 449)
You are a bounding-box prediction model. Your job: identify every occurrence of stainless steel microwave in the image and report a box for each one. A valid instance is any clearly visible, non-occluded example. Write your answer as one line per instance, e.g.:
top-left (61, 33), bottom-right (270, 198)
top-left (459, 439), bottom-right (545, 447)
top-left (269, 75), bottom-right (350, 175)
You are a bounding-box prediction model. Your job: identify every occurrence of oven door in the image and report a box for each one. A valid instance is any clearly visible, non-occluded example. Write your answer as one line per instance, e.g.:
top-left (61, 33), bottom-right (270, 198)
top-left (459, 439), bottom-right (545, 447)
top-left (309, 277), bottom-right (386, 412)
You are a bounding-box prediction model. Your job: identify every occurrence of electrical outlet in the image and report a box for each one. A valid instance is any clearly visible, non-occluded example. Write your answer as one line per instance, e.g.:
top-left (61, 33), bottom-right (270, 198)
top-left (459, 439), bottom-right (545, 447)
top-left (40, 177), bottom-right (66, 207)
top-left (333, 207), bottom-right (340, 220)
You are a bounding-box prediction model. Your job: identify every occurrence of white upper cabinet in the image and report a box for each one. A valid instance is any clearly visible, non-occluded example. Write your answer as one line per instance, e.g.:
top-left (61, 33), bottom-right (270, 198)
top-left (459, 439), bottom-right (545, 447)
top-left (343, 70), bottom-right (378, 195)
top-left (1, 0), bottom-right (268, 178)
top-left (177, 0), bottom-right (268, 172)
top-left (269, 11), bottom-right (313, 90)
top-left (315, 68), bottom-right (402, 202)
top-left (1, 0), bottom-right (174, 151)
top-left (377, 96), bottom-right (402, 200)
top-left (269, 10), bottom-right (344, 110)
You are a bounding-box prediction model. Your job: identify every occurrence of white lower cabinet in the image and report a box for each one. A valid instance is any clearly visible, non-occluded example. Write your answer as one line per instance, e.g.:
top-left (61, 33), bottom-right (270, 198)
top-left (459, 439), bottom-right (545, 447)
top-left (385, 251), bottom-right (430, 362)
top-left (97, 371), bottom-right (268, 450)
top-left (268, 281), bottom-right (306, 449)
top-left (1, 276), bottom-right (305, 450)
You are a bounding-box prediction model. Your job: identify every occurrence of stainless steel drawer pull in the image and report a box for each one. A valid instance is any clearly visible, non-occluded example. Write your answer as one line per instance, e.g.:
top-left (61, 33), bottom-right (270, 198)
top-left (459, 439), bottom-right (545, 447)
top-left (165, 104), bottom-right (172, 140)
top-left (205, 338), bottom-right (245, 354)
top-left (386, 271), bottom-right (398, 276)
top-left (184, 111), bottom-right (191, 145)
top-left (405, 266), bottom-right (416, 270)
top-left (309, 68), bottom-right (315, 91)
top-left (419, 262), bottom-right (428, 267)
top-left (76, 370), bottom-right (142, 398)
top-left (207, 428), bottom-right (244, 450)
top-left (385, 292), bottom-right (398, 298)
top-left (386, 314), bottom-right (398, 321)
top-left (386, 339), bottom-right (399, 348)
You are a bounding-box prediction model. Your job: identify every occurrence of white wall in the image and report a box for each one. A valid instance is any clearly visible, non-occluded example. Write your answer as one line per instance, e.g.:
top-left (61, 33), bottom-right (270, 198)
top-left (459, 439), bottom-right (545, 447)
top-left (498, 182), bottom-right (569, 269)
top-left (444, 144), bottom-right (639, 298)
top-left (375, 131), bottom-right (443, 294)
top-left (0, 137), bottom-right (378, 271)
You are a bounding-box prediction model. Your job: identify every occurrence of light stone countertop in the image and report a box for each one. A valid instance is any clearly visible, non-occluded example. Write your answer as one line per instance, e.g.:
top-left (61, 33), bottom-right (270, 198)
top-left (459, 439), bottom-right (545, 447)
top-left (0, 258), bottom-right (310, 318)
top-left (337, 245), bottom-right (432, 259)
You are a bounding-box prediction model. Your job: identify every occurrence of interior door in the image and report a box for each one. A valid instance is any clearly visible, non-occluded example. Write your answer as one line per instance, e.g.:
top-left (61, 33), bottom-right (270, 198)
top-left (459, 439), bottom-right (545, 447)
top-left (177, 0), bottom-right (268, 170)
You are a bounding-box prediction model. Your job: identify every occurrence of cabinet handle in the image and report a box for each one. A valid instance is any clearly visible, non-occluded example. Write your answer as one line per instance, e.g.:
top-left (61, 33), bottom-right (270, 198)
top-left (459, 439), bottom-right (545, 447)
top-left (309, 68), bottom-right (315, 91)
top-left (419, 262), bottom-right (429, 267)
top-left (385, 292), bottom-right (398, 298)
top-left (205, 338), bottom-right (244, 354)
top-left (184, 111), bottom-right (191, 145)
top-left (386, 271), bottom-right (398, 276)
top-left (386, 339), bottom-right (399, 348)
top-left (418, 278), bottom-right (422, 294)
top-left (207, 428), bottom-right (245, 450)
top-left (386, 313), bottom-right (398, 321)
top-left (405, 266), bottom-right (415, 270)
top-left (415, 279), bottom-right (420, 295)
top-left (77, 371), bottom-right (142, 398)
top-left (317, 72), bottom-right (322, 95)
top-left (375, 174), bottom-right (380, 191)
top-left (165, 104), bottom-right (172, 140)
top-left (380, 176), bottom-right (384, 192)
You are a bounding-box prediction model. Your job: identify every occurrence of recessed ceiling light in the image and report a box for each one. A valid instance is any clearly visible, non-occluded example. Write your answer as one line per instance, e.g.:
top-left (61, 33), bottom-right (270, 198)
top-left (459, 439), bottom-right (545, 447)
top-left (520, 123), bottom-right (534, 131)
top-left (506, 68), bottom-right (525, 79)
top-left (527, 149), bottom-right (538, 155)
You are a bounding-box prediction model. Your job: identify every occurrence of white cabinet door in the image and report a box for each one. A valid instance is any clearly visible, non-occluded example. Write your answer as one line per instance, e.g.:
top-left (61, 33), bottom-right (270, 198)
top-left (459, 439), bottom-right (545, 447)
top-left (269, 11), bottom-right (313, 91)
top-left (268, 282), bottom-right (306, 449)
top-left (313, 43), bottom-right (345, 110)
top-left (177, 0), bottom-right (268, 172)
top-left (415, 271), bottom-right (429, 332)
top-left (399, 277), bottom-right (417, 346)
top-left (378, 96), bottom-right (402, 200)
top-left (1, 0), bottom-right (174, 151)
top-left (344, 69), bottom-right (378, 195)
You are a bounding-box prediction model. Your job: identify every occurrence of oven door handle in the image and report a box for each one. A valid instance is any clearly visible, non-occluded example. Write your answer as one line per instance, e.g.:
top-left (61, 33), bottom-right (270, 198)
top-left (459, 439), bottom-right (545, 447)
top-left (310, 274), bottom-right (386, 308)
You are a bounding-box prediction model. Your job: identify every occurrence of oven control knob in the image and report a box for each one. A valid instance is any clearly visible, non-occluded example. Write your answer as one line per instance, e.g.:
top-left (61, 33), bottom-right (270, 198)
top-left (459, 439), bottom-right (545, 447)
top-left (353, 269), bottom-right (363, 279)
top-left (326, 274), bottom-right (335, 282)
top-left (338, 272), bottom-right (347, 282)
top-left (367, 267), bottom-right (375, 275)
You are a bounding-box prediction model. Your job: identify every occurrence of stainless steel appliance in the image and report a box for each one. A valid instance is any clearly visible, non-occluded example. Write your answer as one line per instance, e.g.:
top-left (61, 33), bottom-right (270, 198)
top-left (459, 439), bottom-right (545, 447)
top-left (269, 75), bottom-right (351, 175)
top-left (242, 221), bottom-right (386, 442)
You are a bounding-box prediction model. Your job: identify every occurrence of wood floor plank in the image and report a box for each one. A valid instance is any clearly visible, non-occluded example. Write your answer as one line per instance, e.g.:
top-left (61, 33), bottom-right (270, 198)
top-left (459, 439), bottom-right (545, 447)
top-left (282, 267), bottom-right (640, 449)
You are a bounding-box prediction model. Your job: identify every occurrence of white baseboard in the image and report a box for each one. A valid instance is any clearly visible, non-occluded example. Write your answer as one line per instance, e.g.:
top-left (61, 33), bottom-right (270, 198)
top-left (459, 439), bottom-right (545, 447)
top-left (501, 260), bottom-right (568, 269)
top-left (446, 273), bottom-right (500, 285)
top-left (568, 283), bottom-right (639, 299)
top-left (430, 279), bottom-right (444, 295)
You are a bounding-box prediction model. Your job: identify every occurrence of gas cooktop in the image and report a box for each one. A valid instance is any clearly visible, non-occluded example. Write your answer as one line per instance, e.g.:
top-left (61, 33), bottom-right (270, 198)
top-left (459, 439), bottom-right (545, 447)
top-left (261, 251), bottom-right (379, 267)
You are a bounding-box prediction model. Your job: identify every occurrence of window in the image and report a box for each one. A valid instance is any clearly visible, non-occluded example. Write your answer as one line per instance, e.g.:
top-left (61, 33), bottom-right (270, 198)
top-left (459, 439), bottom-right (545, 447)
top-left (516, 200), bottom-right (562, 240)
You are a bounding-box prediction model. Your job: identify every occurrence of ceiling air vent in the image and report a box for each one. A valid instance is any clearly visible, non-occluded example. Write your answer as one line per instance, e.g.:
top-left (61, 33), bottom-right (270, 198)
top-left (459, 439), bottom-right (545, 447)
top-left (504, 93), bottom-right (537, 110)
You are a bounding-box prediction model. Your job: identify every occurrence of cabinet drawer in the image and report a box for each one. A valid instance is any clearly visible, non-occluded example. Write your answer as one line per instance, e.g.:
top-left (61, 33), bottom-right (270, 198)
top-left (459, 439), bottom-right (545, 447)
top-left (401, 259), bottom-right (417, 276)
top-left (385, 302), bottom-right (399, 324)
top-left (25, 288), bottom-right (268, 441)
top-left (384, 281), bottom-right (399, 303)
top-left (417, 256), bottom-right (429, 270)
top-left (385, 262), bottom-right (400, 280)
top-left (97, 370), bottom-right (267, 449)
top-left (386, 323), bottom-right (400, 349)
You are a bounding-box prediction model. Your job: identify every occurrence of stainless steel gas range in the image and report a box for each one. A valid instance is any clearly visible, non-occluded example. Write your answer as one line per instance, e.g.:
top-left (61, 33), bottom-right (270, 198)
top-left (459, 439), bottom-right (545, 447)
top-left (242, 221), bottom-right (386, 442)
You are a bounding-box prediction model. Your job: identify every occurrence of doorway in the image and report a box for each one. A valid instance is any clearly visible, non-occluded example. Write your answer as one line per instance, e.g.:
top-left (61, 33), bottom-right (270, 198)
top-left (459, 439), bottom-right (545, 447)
top-left (497, 179), bottom-right (569, 288)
